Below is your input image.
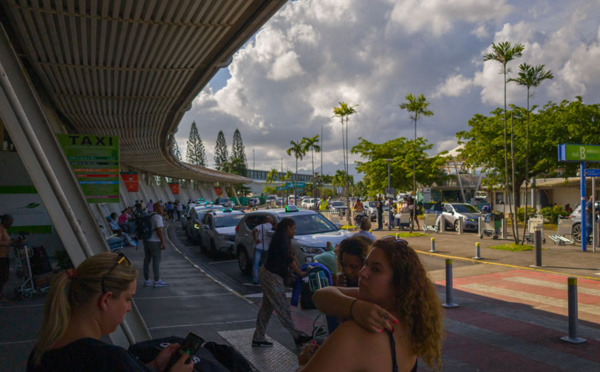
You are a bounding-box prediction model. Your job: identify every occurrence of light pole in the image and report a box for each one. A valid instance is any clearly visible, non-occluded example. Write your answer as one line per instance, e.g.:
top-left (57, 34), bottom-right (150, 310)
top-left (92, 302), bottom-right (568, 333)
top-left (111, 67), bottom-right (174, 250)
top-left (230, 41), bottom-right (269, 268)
top-left (385, 159), bottom-right (394, 231)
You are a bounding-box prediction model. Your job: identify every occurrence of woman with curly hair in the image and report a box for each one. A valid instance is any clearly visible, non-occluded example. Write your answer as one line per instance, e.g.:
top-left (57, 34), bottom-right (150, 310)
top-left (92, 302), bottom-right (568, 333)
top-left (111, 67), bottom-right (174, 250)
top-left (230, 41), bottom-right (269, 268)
top-left (296, 237), bottom-right (444, 372)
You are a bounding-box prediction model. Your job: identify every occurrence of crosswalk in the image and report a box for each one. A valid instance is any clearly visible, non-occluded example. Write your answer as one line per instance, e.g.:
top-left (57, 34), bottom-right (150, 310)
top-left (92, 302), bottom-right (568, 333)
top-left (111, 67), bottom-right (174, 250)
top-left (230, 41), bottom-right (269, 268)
top-left (436, 270), bottom-right (600, 371)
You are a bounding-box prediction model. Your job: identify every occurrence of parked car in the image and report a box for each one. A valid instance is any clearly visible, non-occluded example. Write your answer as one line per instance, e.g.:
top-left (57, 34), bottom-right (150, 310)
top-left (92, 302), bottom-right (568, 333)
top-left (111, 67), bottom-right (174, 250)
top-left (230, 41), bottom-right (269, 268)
top-left (329, 200), bottom-right (348, 216)
top-left (215, 197), bottom-right (233, 208)
top-left (301, 198), bottom-right (318, 209)
top-left (198, 209), bottom-right (245, 257)
top-left (233, 207), bottom-right (353, 275)
top-left (265, 195), bottom-right (277, 208)
top-left (436, 203), bottom-right (480, 231)
top-left (569, 202), bottom-right (600, 243)
top-left (186, 205), bottom-right (222, 241)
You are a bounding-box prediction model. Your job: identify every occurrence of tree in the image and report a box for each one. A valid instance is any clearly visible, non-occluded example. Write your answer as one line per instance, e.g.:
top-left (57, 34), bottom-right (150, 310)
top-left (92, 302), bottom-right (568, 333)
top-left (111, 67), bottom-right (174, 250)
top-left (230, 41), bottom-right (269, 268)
top-left (302, 135), bottom-right (321, 211)
top-left (508, 63), bottom-right (553, 242)
top-left (332, 170), bottom-right (353, 197)
top-left (266, 168), bottom-right (279, 197)
top-left (230, 129), bottom-right (248, 176)
top-left (214, 130), bottom-right (228, 171)
top-left (186, 121), bottom-right (206, 166)
top-left (483, 41), bottom-right (524, 243)
top-left (457, 98), bottom-right (600, 212)
top-left (352, 137), bottom-right (447, 196)
top-left (399, 93), bottom-right (434, 231)
top-left (173, 140), bottom-right (182, 161)
top-left (333, 102), bottom-right (357, 221)
top-left (286, 139), bottom-right (306, 204)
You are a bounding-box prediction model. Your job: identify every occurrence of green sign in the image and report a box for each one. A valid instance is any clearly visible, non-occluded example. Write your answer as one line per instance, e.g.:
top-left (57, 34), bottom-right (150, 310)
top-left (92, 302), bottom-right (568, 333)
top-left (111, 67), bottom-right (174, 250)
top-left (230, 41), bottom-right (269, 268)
top-left (285, 181), bottom-right (305, 188)
top-left (558, 144), bottom-right (600, 162)
top-left (57, 134), bottom-right (120, 203)
top-left (276, 186), bottom-right (288, 191)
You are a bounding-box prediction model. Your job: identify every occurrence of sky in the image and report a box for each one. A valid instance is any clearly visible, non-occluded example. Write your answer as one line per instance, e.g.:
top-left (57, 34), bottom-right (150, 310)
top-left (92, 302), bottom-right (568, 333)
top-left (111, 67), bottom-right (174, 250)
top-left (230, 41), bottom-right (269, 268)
top-left (177, 0), bottom-right (600, 179)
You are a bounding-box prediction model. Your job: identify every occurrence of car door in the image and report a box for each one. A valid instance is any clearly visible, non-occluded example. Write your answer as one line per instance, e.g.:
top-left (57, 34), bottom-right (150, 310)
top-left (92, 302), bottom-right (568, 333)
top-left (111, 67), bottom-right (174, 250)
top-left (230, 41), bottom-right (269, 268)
top-left (200, 213), bottom-right (214, 250)
top-left (443, 204), bottom-right (456, 227)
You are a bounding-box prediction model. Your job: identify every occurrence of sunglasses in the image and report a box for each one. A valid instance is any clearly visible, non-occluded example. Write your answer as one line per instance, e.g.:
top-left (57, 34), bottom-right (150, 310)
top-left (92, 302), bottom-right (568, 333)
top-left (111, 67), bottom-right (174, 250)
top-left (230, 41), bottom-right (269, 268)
top-left (380, 235), bottom-right (409, 248)
top-left (101, 253), bottom-right (131, 293)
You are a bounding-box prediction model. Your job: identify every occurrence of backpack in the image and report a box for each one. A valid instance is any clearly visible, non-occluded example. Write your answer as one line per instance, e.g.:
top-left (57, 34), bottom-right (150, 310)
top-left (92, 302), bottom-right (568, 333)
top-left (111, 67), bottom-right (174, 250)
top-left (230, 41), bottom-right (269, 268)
top-left (136, 213), bottom-right (155, 240)
top-left (296, 263), bottom-right (332, 310)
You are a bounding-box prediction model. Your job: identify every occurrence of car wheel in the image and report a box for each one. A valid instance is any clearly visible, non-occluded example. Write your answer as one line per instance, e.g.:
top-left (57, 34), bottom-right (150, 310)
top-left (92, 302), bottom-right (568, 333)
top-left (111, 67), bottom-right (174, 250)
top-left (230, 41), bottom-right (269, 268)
top-left (454, 220), bottom-right (460, 231)
top-left (572, 223), bottom-right (581, 243)
top-left (237, 246), bottom-right (252, 275)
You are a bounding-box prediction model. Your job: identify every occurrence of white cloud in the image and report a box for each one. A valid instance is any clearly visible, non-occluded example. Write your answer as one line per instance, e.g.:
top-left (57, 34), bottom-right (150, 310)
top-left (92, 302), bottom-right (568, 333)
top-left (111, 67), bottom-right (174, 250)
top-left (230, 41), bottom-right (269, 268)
top-left (178, 0), bottom-right (600, 175)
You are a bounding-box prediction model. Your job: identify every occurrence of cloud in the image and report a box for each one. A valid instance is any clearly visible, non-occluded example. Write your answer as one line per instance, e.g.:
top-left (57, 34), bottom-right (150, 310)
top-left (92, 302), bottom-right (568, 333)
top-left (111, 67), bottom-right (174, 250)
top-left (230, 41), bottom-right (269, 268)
top-left (178, 0), bottom-right (600, 178)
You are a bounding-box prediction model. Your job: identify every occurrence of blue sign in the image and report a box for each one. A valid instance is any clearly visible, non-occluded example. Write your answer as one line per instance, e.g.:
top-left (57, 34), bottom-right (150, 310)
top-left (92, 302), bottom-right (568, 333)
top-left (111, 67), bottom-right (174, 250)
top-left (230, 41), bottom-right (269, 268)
top-left (585, 168), bottom-right (600, 177)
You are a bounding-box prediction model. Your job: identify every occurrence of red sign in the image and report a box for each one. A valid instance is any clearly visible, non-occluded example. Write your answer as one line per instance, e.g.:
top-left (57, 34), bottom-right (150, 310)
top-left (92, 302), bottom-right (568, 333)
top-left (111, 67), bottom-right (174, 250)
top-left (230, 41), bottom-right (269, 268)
top-left (120, 172), bottom-right (138, 192)
top-left (169, 183), bottom-right (180, 195)
top-left (214, 187), bottom-right (222, 196)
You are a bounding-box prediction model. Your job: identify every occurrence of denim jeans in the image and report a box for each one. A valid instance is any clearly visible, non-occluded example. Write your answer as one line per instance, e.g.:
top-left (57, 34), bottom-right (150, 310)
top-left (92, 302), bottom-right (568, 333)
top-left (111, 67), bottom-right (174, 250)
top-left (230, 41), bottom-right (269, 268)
top-left (252, 248), bottom-right (264, 284)
top-left (143, 240), bottom-right (162, 281)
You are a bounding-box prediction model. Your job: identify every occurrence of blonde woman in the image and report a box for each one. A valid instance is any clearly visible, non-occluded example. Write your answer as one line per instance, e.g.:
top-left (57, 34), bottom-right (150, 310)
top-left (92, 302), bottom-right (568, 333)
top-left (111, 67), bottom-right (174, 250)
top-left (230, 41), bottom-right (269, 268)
top-left (297, 238), bottom-right (444, 371)
top-left (27, 252), bottom-right (193, 372)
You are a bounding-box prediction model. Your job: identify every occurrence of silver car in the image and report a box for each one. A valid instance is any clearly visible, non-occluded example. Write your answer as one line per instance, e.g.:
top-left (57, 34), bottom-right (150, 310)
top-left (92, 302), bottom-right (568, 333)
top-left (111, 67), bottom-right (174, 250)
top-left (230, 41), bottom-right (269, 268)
top-left (436, 203), bottom-right (480, 231)
top-left (186, 205), bottom-right (222, 241)
top-left (233, 207), bottom-right (353, 275)
top-left (198, 209), bottom-right (246, 257)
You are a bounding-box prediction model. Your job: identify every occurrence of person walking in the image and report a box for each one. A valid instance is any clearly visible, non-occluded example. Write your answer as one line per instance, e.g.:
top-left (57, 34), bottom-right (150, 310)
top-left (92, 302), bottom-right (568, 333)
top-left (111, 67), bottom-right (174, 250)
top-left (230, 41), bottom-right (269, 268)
top-left (252, 216), bottom-right (274, 285)
top-left (252, 218), bottom-right (312, 348)
top-left (143, 202), bottom-right (167, 287)
top-left (375, 197), bottom-right (383, 230)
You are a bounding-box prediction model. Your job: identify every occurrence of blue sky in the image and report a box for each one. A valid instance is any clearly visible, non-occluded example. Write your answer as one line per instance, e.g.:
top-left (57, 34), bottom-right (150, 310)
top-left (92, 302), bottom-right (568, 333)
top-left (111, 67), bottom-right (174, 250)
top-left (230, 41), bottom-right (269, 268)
top-left (178, 0), bottom-right (600, 178)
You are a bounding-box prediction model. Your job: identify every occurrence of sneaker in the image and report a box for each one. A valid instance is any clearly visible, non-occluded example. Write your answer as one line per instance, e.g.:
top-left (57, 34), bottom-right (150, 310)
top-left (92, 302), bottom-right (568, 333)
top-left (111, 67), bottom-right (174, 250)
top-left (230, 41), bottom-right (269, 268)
top-left (294, 333), bottom-right (312, 347)
top-left (252, 340), bottom-right (273, 348)
top-left (154, 279), bottom-right (167, 287)
top-left (143, 280), bottom-right (152, 287)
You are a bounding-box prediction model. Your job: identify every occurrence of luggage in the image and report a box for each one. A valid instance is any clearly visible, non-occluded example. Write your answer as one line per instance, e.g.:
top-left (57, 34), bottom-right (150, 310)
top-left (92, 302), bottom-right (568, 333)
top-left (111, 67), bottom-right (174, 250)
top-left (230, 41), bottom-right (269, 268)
top-left (297, 263), bottom-right (332, 310)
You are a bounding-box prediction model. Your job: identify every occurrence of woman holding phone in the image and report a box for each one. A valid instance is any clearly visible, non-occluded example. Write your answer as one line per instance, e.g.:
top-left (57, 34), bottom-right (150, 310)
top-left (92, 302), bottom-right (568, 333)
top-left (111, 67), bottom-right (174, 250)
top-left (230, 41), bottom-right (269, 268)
top-left (27, 252), bottom-right (193, 372)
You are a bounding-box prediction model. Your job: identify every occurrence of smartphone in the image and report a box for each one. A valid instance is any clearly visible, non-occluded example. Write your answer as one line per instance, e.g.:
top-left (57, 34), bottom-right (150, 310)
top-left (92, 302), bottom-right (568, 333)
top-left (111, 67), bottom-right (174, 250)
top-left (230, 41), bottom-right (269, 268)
top-left (165, 332), bottom-right (204, 370)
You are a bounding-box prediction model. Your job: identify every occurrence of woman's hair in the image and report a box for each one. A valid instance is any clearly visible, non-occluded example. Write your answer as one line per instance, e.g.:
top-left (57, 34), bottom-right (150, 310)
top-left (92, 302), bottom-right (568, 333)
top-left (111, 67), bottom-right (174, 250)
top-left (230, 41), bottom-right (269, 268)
top-left (336, 236), bottom-right (372, 271)
top-left (1, 214), bottom-right (13, 224)
top-left (374, 239), bottom-right (444, 371)
top-left (268, 217), bottom-right (295, 251)
top-left (359, 216), bottom-right (371, 231)
top-left (32, 252), bottom-right (138, 365)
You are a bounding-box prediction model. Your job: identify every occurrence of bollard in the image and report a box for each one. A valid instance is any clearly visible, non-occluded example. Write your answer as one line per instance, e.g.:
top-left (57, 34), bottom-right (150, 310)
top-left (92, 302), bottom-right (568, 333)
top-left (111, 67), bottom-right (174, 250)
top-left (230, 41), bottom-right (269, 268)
top-left (430, 237), bottom-right (436, 253)
top-left (560, 277), bottom-right (587, 344)
top-left (440, 215), bottom-right (446, 233)
top-left (478, 216), bottom-right (484, 238)
top-left (457, 216), bottom-right (464, 235)
top-left (472, 242), bottom-right (482, 260)
top-left (501, 217), bottom-right (507, 239)
top-left (442, 259), bottom-right (459, 308)
top-left (534, 229), bottom-right (542, 267)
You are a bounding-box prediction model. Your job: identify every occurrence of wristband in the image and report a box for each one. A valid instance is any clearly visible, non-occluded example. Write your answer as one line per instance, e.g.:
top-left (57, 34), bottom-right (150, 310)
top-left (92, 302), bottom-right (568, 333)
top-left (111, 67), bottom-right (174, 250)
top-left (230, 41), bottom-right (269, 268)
top-left (349, 299), bottom-right (358, 319)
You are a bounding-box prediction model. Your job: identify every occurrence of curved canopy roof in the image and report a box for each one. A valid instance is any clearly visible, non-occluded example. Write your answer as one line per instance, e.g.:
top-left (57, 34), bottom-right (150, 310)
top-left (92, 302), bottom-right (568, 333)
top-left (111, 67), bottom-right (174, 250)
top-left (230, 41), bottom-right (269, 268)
top-left (0, 0), bottom-right (286, 183)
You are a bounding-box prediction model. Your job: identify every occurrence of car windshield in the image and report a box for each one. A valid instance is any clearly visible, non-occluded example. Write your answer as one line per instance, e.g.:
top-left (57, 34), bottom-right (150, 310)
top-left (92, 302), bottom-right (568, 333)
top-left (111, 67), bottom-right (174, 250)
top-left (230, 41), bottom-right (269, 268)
top-left (214, 214), bottom-right (245, 227)
top-left (331, 202), bottom-right (344, 207)
top-left (451, 204), bottom-right (480, 213)
top-left (288, 213), bottom-right (338, 235)
top-left (365, 201), bottom-right (377, 208)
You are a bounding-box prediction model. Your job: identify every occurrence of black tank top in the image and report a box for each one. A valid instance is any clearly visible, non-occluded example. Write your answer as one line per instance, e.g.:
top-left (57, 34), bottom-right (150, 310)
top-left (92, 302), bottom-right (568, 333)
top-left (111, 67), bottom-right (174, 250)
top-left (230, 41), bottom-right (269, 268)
top-left (386, 330), bottom-right (417, 372)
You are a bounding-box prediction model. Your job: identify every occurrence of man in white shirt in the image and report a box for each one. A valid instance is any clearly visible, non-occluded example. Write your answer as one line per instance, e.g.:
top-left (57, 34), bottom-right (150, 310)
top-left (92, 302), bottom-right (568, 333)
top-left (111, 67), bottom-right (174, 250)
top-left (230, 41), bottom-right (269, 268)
top-left (252, 216), bottom-right (274, 284)
top-left (143, 202), bottom-right (166, 287)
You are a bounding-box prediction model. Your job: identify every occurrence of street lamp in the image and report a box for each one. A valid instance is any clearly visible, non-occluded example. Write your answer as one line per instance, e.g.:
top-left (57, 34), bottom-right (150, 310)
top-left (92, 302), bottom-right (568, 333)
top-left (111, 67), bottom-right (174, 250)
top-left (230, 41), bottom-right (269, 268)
top-left (385, 159), bottom-right (394, 231)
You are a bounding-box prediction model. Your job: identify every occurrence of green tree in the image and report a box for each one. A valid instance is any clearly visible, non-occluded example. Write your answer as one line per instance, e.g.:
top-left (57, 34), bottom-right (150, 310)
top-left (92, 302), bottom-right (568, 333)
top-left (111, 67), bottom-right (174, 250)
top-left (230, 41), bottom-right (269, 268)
top-left (483, 41), bottom-right (524, 242)
top-left (173, 140), bottom-right (182, 161)
top-left (186, 121), bottom-right (206, 166)
top-left (399, 93), bottom-right (434, 231)
top-left (333, 102), bottom-right (358, 221)
top-left (214, 130), bottom-right (228, 171)
top-left (266, 168), bottom-right (279, 197)
top-left (332, 170), bottom-right (353, 197)
top-left (508, 63), bottom-right (553, 242)
top-left (286, 140), bottom-right (306, 203)
top-left (303, 135), bottom-right (321, 210)
top-left (352, 137), bottom-right (447, 196)
top-left (230, 129), bottom-right (248, 176)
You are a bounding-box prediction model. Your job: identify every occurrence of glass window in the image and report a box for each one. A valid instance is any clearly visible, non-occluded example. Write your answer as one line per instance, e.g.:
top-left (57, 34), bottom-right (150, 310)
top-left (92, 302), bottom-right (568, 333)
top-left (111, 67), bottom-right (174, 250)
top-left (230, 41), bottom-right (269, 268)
top-left (288, 213), bottom-right (338, 235)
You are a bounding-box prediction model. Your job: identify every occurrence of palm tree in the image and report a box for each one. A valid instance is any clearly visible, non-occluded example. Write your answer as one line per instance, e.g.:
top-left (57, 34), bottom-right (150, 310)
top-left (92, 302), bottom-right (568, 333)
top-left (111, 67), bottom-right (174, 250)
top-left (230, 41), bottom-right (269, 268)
top-left (399, 93), bottom-right (433, 232)
top-left (509, 63), bottom-right (553, 242)
top-left (286, 139), bottom-right (306, 205)
top-left (333, 102), bottom-right (357, 222)
top-left (303, 135), bottom-right (321, 211)
top-left (483, 41), bottom-right (524, 243)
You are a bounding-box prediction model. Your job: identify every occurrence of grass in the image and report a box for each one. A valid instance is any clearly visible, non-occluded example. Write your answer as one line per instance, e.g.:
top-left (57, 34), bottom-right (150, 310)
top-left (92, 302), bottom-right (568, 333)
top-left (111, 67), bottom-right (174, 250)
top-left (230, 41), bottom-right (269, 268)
top-left (488, 243), bottom-right (534, 252)
top-left (383, 232), bottom-right (429, 238)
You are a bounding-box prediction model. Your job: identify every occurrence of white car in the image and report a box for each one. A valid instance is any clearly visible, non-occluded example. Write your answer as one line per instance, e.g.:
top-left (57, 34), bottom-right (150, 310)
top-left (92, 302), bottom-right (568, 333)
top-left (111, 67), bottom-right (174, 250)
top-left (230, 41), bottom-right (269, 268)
top-left (363, 201), bottom-right (378, 221)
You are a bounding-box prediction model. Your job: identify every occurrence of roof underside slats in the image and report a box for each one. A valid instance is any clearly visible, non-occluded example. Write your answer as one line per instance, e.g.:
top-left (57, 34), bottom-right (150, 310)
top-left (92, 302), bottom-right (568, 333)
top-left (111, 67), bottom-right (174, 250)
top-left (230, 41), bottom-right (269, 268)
top-left (1, 0), bottom-right (286, 183)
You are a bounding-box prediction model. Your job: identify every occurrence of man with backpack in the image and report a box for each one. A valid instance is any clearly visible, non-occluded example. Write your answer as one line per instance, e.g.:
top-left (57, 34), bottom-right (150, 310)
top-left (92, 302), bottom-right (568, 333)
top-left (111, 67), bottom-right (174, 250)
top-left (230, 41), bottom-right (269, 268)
top-left (142, 202), bottom-right (167, 287)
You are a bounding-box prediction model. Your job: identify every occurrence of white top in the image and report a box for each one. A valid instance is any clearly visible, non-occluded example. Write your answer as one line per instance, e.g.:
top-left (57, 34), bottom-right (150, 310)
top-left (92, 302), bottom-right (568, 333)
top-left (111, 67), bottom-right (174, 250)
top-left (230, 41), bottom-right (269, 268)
top-left (254, 222), bottom-right (273, 251)
top-left (148, 213), bottom-right (164, 242)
